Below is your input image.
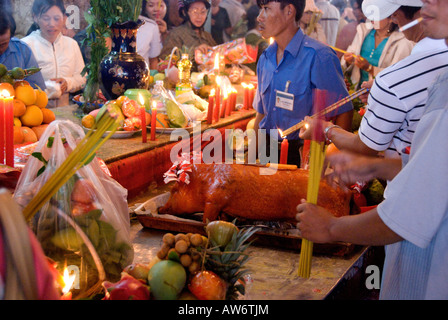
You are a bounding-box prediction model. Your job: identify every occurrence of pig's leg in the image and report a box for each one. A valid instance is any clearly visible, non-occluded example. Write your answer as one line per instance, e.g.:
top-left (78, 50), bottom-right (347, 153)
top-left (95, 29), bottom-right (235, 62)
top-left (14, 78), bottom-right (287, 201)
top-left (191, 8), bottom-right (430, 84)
top-left (203, 201), bottom-right (222, 223)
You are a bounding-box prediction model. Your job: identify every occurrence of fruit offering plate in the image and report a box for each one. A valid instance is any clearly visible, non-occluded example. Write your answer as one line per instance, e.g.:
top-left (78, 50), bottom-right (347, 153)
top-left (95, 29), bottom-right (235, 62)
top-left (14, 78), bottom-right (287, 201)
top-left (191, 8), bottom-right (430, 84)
top-left (134, 192), bottom-right (356, 256)
top-left (73, 94), bottom-right (105, 108)
top-left (147, 125), bottom-right (194, 133)
top-left (82, 126), bottom-right (141, 139)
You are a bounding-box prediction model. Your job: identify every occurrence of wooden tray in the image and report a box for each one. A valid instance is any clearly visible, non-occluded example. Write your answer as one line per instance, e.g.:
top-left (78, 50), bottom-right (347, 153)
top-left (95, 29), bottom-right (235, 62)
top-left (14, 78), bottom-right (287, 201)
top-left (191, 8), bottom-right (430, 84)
top-left (135, 193), bottom-right (355, 256)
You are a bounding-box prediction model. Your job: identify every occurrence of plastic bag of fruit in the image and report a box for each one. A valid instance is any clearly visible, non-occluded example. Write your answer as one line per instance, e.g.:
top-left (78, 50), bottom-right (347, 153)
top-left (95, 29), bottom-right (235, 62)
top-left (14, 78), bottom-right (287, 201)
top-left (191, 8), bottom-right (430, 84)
top-left (13, 120), bottom-right (134, 298)
top-left (195, 38), bottom-right (258, 66)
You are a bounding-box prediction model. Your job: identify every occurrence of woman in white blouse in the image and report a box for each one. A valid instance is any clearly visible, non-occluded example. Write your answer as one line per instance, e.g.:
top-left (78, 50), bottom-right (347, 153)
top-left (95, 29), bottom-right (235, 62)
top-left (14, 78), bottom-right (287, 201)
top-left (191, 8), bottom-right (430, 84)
top-left (23, 0), bottom-right (86, 108)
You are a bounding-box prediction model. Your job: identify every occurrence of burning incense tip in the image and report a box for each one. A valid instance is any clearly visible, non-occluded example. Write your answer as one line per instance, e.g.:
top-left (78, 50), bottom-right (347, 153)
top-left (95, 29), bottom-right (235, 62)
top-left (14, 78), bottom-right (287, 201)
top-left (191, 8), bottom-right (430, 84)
top-left (399, 17), bottom-right (423, 32)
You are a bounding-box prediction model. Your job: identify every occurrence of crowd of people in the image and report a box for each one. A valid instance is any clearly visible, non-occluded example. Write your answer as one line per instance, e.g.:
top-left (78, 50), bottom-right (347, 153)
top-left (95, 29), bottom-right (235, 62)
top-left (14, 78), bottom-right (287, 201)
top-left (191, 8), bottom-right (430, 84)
top-left (2, 0), bottom-right (402, 109)
top-left (1, 0), bottom-right (448, 300)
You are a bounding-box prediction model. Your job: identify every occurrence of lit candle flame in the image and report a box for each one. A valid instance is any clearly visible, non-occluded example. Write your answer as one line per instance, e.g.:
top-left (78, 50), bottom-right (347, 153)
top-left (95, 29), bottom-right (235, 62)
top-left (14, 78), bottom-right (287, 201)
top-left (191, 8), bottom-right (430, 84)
top-left (278, 128), bottom-right (284, 138)
top-left (62, 267), bottom-right (76, 295)
top-left (210, 88), bottom-right (215, 96)
top-left (269, 37), bottom-right (274, 45)
top-left (152, 100), bottom-right (157, 110)
top-left (1, 89), bottom-right (11, 98)
top-left (248, 83), bottom-right (255, 90)
top-left (304, 123), bottom-right (310, 130)
top-left (138, 94), bottom-right (145, 108)
top-left (241, 82), bottom-right (247, 89)
top-left (214, 54), bottom-right (220, 72)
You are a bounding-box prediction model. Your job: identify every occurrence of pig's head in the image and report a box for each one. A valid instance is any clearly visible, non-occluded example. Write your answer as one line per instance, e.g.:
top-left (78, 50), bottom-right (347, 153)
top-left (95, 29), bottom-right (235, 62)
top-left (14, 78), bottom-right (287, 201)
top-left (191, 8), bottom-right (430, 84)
top-left (158, 181), bottom-right (205, 216)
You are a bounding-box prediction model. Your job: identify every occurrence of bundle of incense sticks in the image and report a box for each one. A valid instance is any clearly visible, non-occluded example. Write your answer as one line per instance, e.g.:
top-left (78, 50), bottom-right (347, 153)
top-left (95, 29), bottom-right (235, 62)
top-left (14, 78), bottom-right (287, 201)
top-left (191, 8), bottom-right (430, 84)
top-left (297, 140), bottom-right (326, 278)
top-left (306, 11), bottom-right (322, 36)
top-left (281, 87), bottom-right (369, 138)
top-left (297, 89), bottom-right (327, 278)
top-left (22, 106), bottom-right (121, 221)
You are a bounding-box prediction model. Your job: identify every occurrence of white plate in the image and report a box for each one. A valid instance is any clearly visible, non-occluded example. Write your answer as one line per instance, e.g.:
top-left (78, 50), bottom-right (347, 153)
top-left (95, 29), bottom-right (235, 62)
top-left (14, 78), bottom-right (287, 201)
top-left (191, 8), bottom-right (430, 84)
top-left (82, 126), bottom-right (141, 139)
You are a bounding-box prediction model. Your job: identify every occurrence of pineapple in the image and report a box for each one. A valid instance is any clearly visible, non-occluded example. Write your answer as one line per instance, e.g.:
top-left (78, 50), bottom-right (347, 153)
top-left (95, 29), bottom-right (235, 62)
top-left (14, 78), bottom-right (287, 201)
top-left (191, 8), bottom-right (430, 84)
top-left (204, 225), bottom-right (259, 300)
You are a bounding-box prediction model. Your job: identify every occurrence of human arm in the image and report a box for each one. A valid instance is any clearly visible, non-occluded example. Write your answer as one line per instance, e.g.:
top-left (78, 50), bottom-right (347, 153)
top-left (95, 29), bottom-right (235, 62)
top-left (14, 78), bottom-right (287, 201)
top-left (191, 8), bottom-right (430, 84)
top-left (326, 151), bottom-right (402, 186)
top-left (296, 200), bottom-right (403, 245)
top-left (299, 116), bottom-right (378, 156)
top-left (61, 42), bottom-right (86, 93)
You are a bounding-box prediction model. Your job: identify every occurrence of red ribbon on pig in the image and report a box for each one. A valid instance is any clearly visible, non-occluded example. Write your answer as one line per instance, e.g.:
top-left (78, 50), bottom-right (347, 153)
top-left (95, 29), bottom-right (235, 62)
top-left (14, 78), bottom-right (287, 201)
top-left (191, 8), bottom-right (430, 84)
top-left (163, 159), bottom-right (192, 185)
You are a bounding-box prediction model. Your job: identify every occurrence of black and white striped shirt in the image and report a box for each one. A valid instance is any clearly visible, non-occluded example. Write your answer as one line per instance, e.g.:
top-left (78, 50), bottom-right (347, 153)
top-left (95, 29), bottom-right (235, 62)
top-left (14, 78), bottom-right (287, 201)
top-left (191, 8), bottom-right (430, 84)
top-left (359, 38), bottom-right (448, 158)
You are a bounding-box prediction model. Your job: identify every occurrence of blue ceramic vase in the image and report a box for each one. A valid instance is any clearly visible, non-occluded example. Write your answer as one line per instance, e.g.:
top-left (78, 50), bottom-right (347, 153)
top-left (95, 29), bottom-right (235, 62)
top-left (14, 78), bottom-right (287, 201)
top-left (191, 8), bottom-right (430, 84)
top-left (99, 20), bottom-right (150, 100)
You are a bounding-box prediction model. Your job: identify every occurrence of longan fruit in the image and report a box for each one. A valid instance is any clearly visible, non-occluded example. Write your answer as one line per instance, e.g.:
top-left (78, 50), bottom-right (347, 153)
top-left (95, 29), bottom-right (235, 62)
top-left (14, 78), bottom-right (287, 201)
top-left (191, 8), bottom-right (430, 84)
top-left (174, 233), bottom-right (187, 242)
top-left (188, 261), bottom-right (200, 273)
top-left (180, 254), bottom-right (192, 267)
top-left (175, 239), bottom-right (188, 254)
top-left (190, 234), bottom-right (203, 247)
top-left (163, 233), bottom-right (175, 246)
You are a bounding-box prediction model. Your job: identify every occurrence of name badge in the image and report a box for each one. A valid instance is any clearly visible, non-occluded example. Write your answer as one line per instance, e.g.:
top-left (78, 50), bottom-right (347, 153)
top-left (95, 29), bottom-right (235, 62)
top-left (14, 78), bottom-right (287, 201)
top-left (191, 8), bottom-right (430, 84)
top-left (275, 90), bottom-right (294, 111)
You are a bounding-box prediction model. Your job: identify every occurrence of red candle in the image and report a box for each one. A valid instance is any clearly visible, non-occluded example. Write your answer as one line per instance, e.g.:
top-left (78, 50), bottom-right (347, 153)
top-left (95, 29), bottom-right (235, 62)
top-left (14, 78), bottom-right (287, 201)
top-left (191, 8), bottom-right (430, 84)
top-left (0, 97), bottom-right (5, 164)
top-left (214, 86), bottom-right (220, 123)
top-left (1, 90), bottom-right (14, 167)
top-left (242, 83), bottom-right (249, 110)
top-left (230, 89), bottom-right (237, 111)
top-left (280, 138), bottom-right (289, 164)
top-left (207, 88), bottom-right (215, 124)
top-left (139, 94), bottom-right (147, 143)
top-left (248, 84), bottom-right (255, 109)
top-left (225, 91), bottom-right (232, 116)
top-left (150, 102), bottom-right (157, 141)
top-left (221, 92), bottom-right (228, 118)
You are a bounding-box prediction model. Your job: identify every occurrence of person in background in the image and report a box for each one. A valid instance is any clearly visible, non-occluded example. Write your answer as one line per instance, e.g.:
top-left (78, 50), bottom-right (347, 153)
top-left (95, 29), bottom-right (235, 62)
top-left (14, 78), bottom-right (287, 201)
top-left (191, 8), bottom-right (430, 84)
top-left (0, 11), bottom-right (46, 90)
top-left (219, 0), bottom-right (248, 41)
top-left (254, 0), bottom-right (353, 167)
top-left (137, 0), bottom-right (163, 70)
top-left (210, 0), bottom-right (232, 44)
top-left (300, 0), bottom-right (447, 160)
top-left (22, 0), bottom-right (85, 108)
top-left (0, 0), bottom-right (15, 37)
top-left (142, 0), bottom-right (170, 44)
top-left (300, 0), bottom-right (327, 43)
top-left (167, 0), bottom-right (185, 28)
top-left (341, 2), bottom-right (413, 89)
top-left (296, 0), bottom-right (448, 300)
top-left (334, 0), bottom-right (365, 59)
top-left (315, 0), bottom-right (340, 46)
top-left (246, 3), bottom-right (261, 37)
top-left (331, 0), bottom-right (349, 38)
top-left (159, 0), bottom-right (216, 62)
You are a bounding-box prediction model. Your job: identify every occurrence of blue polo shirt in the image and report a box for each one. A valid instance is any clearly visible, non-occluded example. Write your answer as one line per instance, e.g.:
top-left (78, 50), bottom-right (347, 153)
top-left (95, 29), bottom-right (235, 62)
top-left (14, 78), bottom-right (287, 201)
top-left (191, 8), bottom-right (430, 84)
top-left (0, 37), bottom-right (46, 90)
top-left (254, 28), bottom-right (352, 141)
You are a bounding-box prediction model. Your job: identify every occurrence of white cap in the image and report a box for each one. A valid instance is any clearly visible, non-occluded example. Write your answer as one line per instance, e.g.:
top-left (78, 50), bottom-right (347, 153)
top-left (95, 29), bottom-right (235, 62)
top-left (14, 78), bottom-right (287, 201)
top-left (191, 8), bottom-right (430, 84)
top-left (362, 0), bottom-right (423, 21)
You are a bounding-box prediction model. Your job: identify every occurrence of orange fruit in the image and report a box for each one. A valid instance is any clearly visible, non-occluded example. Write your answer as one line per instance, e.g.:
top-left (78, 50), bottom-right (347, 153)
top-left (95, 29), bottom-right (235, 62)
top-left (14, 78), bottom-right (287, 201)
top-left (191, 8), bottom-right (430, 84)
top-left (13, 99), bottom-right (26, 117)
top-left (13, 126), bottom-right (24, 144)
top-left (155, 113), bottom-right (169, 128)
top-left (13, 117), bottom-right (21, 127)
top-left (15, 83), bottom-right (37, 105)
top-left (34, 88), bottom-right (48, 108)
top-left (0, 82), bottom-right (15, 97)
top-left (326, 143), bottom-right (340, 157)
top-left (31, 124), bottom-right (49, 140)
top-left (20, 126), bottom-right (38, 143)
top-left (13, 80), bottom-right (30, 89)
top-left (41, 108), bottom-right (55, 124)
top-left (20, 105), bottom-right (43, 127)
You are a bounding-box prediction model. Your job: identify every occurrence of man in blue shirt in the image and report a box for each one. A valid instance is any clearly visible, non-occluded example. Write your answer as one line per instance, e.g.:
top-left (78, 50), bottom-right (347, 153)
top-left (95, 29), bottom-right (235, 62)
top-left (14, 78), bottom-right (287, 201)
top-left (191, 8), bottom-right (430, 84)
top-left (0, 12), bottom-right (46, 90)
top-left (253, 0), bottom-right (352, 166)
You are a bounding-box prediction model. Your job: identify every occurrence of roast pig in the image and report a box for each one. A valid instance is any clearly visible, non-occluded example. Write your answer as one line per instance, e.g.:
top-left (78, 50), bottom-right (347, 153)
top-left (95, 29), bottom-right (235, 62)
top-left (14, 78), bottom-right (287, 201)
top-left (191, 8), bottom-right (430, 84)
top-left (159, 164), bottom-right (351, 223)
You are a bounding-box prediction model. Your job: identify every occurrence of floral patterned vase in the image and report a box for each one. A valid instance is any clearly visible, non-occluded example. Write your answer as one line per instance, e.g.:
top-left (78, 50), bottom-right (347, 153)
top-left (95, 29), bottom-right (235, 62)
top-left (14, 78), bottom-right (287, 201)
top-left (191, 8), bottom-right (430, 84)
top-left (99, 20), bottom-right (150, 100)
